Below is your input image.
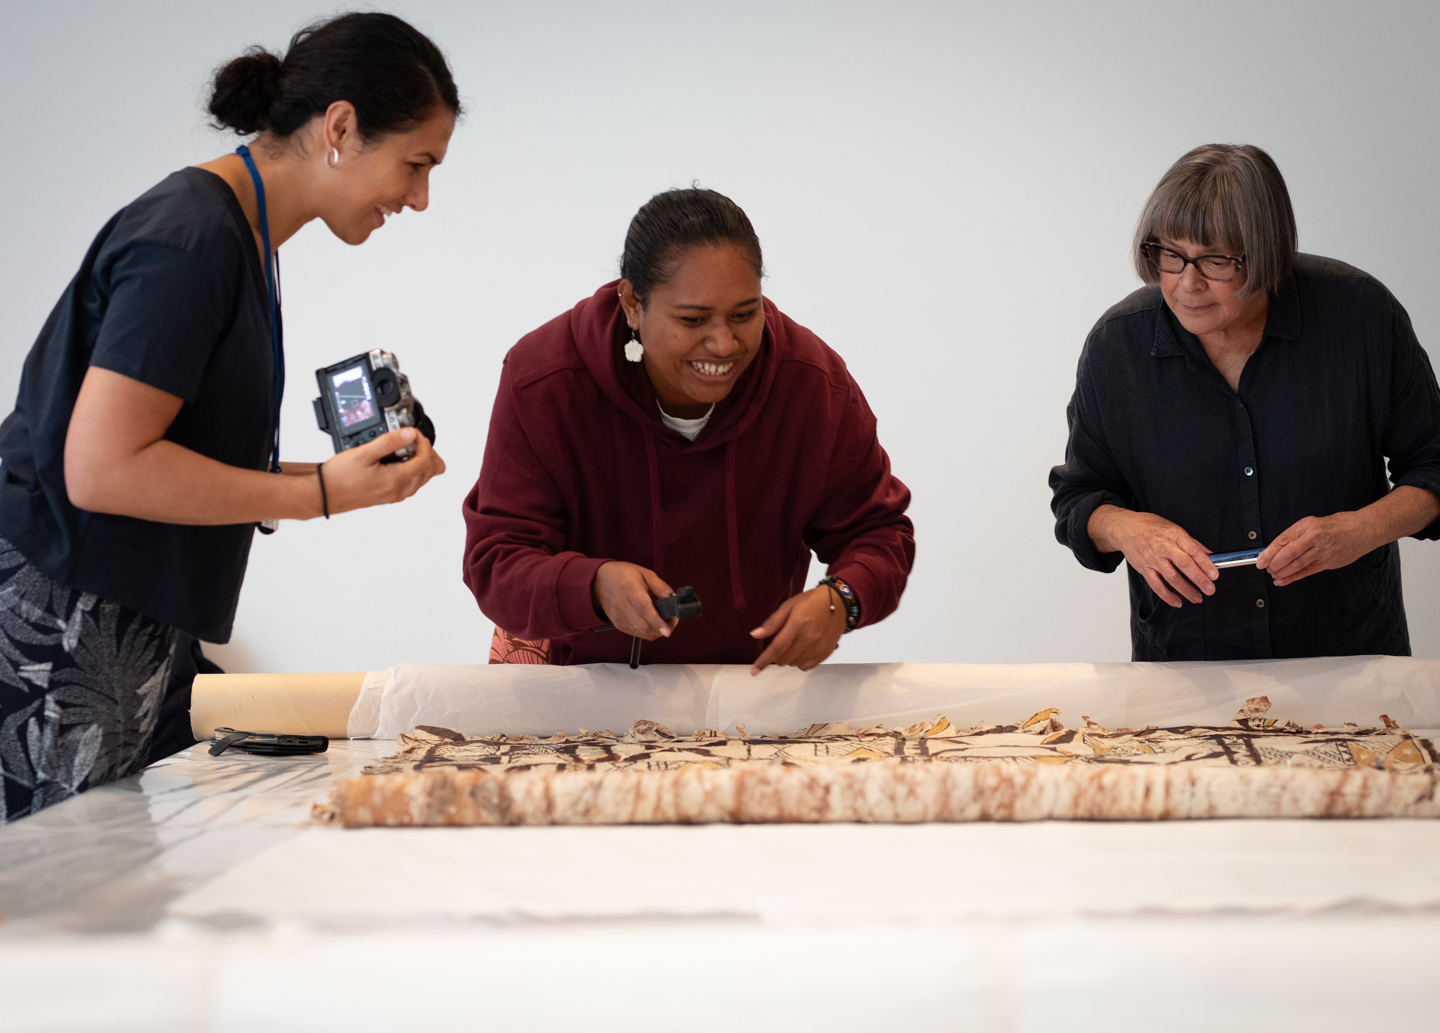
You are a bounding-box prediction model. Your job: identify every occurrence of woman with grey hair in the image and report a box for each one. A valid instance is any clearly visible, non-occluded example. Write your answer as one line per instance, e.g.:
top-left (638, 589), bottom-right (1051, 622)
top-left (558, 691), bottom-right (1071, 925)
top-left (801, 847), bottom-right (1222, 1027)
top-left (1050, 143), bottom-right (1440, 660)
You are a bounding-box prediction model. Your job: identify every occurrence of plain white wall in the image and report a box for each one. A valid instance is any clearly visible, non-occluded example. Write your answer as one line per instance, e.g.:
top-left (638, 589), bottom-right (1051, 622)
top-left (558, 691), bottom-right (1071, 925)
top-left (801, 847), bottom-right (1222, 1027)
top-left (1, 1), bottom-right (1436, 672)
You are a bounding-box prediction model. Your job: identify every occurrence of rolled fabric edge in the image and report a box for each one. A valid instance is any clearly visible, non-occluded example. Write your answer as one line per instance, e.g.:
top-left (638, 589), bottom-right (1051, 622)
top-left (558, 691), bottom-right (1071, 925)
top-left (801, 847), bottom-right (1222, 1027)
top-left (324, 762), bottom-right (1440, 827)
top-left (191, 672), bottom-right (370, 740)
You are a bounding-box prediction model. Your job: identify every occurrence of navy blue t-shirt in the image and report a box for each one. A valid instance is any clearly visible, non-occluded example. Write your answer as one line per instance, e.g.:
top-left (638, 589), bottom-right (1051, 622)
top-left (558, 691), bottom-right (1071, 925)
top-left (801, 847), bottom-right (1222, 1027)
top-left (0, 168), bottom-right (277, 642)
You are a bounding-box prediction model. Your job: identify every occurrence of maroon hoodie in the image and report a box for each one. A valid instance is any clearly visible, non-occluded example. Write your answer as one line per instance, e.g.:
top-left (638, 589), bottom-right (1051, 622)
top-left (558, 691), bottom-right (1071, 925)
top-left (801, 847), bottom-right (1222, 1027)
top-left (461, 283), bottom-right (914, 665)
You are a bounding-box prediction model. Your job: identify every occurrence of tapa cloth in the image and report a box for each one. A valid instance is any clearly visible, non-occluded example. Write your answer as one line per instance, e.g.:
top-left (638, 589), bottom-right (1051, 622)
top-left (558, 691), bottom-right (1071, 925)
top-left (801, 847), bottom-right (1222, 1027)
top-left (323, 697), bottom-right (1440, 826)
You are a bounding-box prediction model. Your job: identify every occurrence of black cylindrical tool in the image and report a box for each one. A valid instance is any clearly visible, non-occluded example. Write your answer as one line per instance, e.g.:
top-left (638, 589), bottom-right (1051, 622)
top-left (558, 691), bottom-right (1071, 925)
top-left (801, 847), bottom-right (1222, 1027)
top-left (590, 587), bottom-right (704, 668)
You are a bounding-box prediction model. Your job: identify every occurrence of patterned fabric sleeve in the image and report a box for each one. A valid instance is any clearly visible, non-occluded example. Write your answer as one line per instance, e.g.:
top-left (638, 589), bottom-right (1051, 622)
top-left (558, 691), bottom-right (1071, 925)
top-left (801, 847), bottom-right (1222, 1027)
top-left (488, 627), bottom-right (551, 665)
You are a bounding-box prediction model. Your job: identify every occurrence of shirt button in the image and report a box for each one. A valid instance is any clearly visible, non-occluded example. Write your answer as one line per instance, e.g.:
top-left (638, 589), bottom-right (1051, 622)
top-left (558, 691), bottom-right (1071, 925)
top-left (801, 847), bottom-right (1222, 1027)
top-left (1248, 531), bottom-right (1257, 540)
top-left (1244, 466), bottom-right (1254, 476)
top-left (1255, 599), bottom-right (1265, 608)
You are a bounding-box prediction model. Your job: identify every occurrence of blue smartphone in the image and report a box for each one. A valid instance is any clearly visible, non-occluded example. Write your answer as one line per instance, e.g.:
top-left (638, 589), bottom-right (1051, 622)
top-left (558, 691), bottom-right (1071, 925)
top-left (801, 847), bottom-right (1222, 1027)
top-left (1207, 548), bottom-right (1263, 568)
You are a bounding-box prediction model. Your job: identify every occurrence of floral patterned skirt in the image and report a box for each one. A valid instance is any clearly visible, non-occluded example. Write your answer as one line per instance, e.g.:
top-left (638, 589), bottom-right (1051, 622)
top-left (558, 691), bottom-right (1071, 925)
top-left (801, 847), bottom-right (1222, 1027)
top-left (0, 538), bottom-right (176, 825)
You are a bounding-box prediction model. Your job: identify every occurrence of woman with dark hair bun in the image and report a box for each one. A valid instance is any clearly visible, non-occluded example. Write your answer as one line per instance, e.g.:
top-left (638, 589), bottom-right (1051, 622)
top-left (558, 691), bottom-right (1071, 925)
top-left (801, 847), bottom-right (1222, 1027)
top-left (0, 12), bottom-right (457, 823)
top-left (464, 188), bottom-right (915, 671)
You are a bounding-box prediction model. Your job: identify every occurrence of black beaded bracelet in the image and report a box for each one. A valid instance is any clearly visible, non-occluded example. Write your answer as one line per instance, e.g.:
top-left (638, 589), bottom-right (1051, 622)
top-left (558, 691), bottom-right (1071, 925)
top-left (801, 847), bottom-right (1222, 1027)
top-left (316, 462), bottom-right (330, 519)
top-left (818, 575), bottom-right (860, 632)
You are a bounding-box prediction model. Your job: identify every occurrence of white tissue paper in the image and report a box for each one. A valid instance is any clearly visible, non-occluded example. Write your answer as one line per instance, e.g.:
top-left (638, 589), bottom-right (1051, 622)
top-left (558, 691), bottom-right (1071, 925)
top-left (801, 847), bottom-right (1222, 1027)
top-left (345, 670), bottom-right (392, 739)
top-left (346, 655), bottom-right (1440, 740)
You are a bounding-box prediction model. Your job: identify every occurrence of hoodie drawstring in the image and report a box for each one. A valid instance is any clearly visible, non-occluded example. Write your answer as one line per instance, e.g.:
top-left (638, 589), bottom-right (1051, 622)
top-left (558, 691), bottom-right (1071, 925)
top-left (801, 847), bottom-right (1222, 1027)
top-left (725, 441), bottom-right (745, 610)
top-left (643, 429), bottom-right (664, 579)
top-left (643, 429), bottom-right (746, 612)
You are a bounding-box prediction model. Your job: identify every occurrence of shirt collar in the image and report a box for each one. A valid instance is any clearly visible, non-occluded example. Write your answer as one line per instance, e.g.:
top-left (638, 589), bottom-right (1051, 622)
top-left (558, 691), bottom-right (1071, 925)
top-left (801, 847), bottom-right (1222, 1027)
top-left (1264, 271), bottom-right (1302, 340)
top-left (1150, 270), bottom-right (1302, 357)
top-left (1150, 301), bottom-right (1185, 357)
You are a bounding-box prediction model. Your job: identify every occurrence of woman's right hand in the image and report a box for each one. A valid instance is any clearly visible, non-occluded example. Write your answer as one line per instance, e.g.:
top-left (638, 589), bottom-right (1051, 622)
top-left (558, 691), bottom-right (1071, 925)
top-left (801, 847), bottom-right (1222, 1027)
top-left (320, 427), bottom-right (446, 515)
top-left (592, 561), bottom-right (677, 641)
top-left (1088, 505), bottom-right (1218, 607)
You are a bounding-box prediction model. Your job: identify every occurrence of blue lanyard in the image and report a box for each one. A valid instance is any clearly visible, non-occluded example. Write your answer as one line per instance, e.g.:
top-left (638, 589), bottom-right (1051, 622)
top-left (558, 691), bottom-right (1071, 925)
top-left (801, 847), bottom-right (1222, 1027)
top-left (236, 145), bottom-right (284, 473)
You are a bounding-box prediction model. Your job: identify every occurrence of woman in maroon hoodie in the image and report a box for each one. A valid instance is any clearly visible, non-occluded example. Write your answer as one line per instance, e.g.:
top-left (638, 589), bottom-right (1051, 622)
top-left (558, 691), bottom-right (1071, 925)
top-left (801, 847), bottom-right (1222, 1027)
top-left (463, 189), bottom-right (914, 673)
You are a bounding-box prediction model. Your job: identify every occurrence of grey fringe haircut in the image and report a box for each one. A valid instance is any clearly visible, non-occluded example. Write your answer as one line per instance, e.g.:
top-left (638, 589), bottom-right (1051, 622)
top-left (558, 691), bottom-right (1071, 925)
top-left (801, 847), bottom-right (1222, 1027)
top-left (1133, 144), bottom-right (1298, 298)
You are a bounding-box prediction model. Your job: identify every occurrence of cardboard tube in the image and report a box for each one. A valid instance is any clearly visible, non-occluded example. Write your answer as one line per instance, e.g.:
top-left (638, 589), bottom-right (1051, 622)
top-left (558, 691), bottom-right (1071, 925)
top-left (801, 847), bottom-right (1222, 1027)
top-left (191, 672), bottom-right (367, 740)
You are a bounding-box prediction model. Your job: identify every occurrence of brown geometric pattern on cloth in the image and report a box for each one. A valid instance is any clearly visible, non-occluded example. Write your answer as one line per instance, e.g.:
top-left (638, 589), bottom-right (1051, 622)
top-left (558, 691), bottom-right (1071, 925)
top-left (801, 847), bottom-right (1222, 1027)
top-left (487, 626), bottom-right (550, 665)
top-left (321, 697), bottom-right (1440, 827)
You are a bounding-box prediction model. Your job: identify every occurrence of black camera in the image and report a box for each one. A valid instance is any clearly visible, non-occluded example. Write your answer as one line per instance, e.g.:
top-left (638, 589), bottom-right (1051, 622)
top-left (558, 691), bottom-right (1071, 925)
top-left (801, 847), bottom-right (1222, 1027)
top-left (312, 350), bottom-right (435, 462)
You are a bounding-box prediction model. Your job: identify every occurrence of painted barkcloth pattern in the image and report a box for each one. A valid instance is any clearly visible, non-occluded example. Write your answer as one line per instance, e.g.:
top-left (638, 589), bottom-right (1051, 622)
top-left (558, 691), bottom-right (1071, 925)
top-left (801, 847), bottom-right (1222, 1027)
top-left (325, 697), bottom-right (1440, 826)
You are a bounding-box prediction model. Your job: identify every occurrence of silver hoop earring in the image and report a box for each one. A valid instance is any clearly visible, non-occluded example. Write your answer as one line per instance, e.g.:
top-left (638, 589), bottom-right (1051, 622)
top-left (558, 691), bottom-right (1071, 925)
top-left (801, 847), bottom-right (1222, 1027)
top-left (624, 331), bottom-right (644, 363)
top-left (326, 147), bottom-right (340, 168)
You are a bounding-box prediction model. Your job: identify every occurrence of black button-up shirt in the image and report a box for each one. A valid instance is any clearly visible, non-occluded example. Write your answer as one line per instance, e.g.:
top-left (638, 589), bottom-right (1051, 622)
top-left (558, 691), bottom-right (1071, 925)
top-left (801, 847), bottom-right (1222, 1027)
top-left (1050, 254), bottom-right (1440, 661)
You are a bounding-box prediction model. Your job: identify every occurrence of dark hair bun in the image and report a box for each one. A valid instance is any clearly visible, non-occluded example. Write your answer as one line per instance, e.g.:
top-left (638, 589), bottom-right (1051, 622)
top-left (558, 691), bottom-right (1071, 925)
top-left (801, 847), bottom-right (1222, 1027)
top-left (206, 14), bottom-right (461, 141)
top-left (208, 47), bottom-right (283, 135)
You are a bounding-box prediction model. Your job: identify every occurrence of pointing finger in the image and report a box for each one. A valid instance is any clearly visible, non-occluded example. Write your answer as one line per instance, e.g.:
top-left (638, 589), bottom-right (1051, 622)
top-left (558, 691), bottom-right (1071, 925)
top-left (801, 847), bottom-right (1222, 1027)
top-left (751, 613), bottom-right (802, 675)
top-left (750, 633), bottom-right (790, 676)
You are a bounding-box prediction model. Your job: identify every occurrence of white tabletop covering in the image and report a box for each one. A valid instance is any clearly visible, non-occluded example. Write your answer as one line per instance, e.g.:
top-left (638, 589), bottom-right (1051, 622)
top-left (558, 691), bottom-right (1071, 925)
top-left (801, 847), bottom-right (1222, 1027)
top-left (4, 658), bottom-right (1440, 1031)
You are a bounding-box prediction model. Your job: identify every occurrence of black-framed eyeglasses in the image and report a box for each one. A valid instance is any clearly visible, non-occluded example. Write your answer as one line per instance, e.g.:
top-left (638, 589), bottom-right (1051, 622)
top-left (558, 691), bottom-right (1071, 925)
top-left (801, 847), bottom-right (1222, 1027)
top-left (1140, 242), bottom-right (1246, 283)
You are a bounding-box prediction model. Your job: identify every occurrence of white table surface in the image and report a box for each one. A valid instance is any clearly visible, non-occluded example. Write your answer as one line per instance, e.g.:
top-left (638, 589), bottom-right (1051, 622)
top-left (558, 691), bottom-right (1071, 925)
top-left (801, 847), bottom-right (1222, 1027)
top-left (2, 739), bottom-right (1439, 1033)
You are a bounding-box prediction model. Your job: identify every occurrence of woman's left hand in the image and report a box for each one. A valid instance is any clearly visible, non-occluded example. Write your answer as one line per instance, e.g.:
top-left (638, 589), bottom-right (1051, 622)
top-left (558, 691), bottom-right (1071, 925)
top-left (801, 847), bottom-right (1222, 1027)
top-left (749, 586), bottom-right (848, 676)
top-left (1257, 512), bottom-right (1373, 586)
top-left (1257, 488), bottom-right (1440, 586)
